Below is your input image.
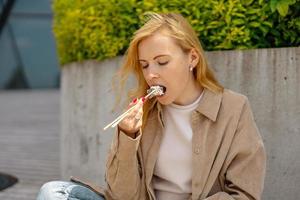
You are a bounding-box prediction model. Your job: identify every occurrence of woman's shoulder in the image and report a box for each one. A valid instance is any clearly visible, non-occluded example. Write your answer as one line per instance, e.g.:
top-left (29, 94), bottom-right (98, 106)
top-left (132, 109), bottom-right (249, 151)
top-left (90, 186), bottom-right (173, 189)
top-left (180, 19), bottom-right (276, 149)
top-left (222, 88), bottom-right (248, 102)
top-left (220, 88), bottom-right (251, 115)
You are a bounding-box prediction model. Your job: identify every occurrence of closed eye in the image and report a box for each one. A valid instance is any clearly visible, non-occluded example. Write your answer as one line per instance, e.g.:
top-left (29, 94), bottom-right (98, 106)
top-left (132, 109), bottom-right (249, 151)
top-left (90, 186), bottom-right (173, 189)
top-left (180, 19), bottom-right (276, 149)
top-left (158, 61), bottom-right (168, 66)
top-left (141, 63), bottom-right (148, 69)
top-left (141, 62), bottom-right (168, 69)
top-left (139, 61), bottom-right (148, 69)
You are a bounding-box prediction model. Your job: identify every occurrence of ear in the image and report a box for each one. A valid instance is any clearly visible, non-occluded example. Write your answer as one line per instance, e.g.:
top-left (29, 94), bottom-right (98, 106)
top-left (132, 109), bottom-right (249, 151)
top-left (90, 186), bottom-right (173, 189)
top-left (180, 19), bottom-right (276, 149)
top-left (189, 48), bottom-right (199, 67)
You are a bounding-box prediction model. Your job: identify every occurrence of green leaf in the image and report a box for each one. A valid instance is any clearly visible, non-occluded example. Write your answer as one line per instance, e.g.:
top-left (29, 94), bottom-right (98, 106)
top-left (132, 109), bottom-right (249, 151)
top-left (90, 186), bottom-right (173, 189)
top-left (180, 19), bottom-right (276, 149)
top-left (270, 0), bottom-right (278, 12)
top-left (233, 13), bottom-right (246, 18)
top-left (225, 14), bottom-right (231, 24)
top-left (258, 25), bottom-right (270, 36)
top-left (246, 8), bottom-right (260, 14)
top-left (249, 21), bottom-right (260, 27)
top-left (242, 0), bottom-right (254, 6)
top-left (276, 3), bottom-right (289, 16)
top-left (232, 19), bottom-right (245, 25)
top-left (262, 21), bottom-right (273, 28)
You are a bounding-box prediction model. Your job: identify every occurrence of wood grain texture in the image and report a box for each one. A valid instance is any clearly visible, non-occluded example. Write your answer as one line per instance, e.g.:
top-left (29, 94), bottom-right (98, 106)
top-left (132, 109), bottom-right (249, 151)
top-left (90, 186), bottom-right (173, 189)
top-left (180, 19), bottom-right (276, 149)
top-left (0, 90), bottom-right (60, 199)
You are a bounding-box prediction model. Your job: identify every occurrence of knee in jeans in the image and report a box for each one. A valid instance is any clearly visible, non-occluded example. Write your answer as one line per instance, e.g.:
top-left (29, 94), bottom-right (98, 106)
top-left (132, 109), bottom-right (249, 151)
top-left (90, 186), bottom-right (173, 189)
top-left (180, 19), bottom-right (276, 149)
top-left (37, 181), bottom-right (106, 200)
top-left (38, 181), bottom-right (68, 197)
top-left (40, 181), bottom-right (62, 190)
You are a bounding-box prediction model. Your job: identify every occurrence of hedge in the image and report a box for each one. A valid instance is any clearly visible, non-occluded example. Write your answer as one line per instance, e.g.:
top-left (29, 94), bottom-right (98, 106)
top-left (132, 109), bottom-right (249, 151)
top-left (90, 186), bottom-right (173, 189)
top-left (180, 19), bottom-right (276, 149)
top-left (52, 0), bottom-right (300, 65)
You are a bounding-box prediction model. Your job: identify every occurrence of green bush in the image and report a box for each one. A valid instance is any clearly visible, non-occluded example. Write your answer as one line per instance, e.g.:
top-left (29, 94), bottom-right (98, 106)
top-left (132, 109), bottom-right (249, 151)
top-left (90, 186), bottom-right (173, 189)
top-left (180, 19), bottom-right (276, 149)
top-left (52, 0), bottom-right (300, 65)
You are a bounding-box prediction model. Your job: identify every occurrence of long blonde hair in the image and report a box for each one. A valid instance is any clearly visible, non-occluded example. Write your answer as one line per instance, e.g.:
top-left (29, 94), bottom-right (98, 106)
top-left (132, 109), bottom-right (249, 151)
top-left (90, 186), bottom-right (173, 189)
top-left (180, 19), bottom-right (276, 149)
top-left (113, 12), bottom-right (223, 130)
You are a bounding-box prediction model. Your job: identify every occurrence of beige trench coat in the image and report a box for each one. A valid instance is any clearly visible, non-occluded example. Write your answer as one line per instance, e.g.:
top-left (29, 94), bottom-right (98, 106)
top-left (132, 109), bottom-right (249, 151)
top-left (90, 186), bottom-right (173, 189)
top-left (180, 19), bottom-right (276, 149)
top-left (72, 88), bottom-right (266, 200)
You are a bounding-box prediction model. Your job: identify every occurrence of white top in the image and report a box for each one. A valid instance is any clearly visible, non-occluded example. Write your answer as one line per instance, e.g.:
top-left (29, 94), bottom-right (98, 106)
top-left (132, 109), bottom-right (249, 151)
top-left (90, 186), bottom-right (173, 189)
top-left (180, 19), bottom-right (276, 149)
top-left (152, 92), bottom-right (204, 200)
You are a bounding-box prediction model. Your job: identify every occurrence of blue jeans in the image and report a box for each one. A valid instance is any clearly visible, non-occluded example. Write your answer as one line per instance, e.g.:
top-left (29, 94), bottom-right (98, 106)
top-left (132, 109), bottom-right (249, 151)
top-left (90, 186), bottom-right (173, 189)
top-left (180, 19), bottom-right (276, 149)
top-left (36, 181), bottom-right (105, 200)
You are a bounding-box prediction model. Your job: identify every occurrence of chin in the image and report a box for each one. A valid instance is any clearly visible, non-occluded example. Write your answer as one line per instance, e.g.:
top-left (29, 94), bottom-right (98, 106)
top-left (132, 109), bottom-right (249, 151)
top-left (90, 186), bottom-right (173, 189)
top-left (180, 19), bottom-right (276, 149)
top-left (156, 95), bottom-right (173, 105)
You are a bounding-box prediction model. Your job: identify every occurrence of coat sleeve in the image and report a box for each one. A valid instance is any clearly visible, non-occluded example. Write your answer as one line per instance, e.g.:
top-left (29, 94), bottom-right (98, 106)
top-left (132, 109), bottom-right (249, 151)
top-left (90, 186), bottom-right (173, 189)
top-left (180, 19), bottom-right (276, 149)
top-left (104, 128), bottom-right (143, 200)
top-left (205, 98), bottom-right (267, 200)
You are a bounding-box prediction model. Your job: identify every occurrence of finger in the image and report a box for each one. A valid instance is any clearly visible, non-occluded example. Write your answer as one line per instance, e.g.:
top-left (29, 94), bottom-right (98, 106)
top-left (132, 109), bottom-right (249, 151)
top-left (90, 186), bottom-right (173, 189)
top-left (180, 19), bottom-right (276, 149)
top-left (132, 100), bottom-right (144, 116)
top-left (134, 106), bottom-right (143, 119)
top-left (135, 116), bottom-right (143, 128)
top-left (127, 98), bottom-right (138, 108)
top-left (134, 111), bottom-right (143, 121)
top-left (119, 102), bottom-right (143, 131)
top-left (123, 98), bottom-right (145, 123)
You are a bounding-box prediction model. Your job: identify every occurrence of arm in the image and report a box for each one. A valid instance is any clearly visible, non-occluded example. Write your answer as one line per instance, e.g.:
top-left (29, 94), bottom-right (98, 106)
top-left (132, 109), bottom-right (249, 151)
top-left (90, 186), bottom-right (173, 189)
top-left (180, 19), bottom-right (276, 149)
top-left (205, 98), bottom-right (267, 200)
top-left (104, 128), bottom-right (143, 200)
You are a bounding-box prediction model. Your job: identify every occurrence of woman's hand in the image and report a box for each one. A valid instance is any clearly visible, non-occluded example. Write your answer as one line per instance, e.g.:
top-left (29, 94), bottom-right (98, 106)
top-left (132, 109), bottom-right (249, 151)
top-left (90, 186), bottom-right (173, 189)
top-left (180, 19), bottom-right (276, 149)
top-left (118, 98), bottom-right (145, 138)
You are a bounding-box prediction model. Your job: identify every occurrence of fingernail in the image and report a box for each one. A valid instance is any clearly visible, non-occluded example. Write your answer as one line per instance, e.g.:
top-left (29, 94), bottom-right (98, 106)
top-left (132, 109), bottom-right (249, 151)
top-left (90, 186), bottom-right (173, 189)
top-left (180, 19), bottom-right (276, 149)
top-left (132, 98), bottom-right (137, 103)
top-left (142, 97), bottom-right (146, 103)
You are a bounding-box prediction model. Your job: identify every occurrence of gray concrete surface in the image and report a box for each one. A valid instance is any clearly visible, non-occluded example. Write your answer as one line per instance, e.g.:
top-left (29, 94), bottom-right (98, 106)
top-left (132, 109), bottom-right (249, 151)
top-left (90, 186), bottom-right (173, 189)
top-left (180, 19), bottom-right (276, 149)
top-left (206, 47), bottom-right (300, 199)
top-left (0, 90), bottom-right (60, 199)
top-left (61, 47), bottom-right (300, 199)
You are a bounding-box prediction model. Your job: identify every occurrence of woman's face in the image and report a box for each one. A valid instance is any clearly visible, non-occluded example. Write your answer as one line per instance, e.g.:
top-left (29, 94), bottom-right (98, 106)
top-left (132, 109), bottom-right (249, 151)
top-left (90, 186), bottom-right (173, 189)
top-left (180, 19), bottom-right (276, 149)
top-left (138, 32), bottom-right (200, 105)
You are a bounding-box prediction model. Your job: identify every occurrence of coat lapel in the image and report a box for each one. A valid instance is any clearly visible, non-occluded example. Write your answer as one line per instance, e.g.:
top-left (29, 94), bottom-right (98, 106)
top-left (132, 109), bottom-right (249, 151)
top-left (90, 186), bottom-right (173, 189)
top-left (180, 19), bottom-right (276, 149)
top-left (191, 88), bottom-right (224, 200)
top-left (142, 108), bottom-right (164, 200)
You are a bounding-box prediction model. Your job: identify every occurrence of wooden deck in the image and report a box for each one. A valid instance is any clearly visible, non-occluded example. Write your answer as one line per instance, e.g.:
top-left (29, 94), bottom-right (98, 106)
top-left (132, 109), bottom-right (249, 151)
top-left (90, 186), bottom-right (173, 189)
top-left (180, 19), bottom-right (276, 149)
top-left (0, 90), bottom-right (60, 199)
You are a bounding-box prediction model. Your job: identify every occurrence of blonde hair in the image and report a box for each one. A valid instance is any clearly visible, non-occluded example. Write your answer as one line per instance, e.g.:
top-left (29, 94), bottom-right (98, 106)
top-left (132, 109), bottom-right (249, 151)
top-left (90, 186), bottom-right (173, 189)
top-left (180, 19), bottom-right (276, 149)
top-left (113, 12), bottom-right (223, 129)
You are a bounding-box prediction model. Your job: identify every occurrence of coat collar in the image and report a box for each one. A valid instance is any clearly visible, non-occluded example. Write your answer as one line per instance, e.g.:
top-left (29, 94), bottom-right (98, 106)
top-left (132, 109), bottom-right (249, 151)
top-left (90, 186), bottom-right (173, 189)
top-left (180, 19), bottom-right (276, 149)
top-left (150, 87), bottom-right (223, 122)
top-left (194, 88), bottom-right (223, 122)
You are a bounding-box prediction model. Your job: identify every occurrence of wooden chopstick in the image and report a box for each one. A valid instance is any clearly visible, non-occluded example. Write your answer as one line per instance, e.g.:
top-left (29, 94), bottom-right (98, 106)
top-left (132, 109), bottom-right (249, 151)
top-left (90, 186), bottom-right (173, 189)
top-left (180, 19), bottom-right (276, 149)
top-left (103, 104), bottom-right (137, 130)
top-left (103, 89), bottom-right (156, 130)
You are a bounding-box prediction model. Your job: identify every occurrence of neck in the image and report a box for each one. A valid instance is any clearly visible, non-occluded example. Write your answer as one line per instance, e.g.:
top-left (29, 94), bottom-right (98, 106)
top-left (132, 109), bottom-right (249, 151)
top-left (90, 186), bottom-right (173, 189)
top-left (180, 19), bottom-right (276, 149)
top-left (174, 81), bottom-right (203, 106)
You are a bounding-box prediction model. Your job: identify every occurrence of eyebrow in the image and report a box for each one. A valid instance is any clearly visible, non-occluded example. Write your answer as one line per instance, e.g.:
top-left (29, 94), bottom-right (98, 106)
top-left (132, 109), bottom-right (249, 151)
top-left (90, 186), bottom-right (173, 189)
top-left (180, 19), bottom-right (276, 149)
top-left (138, 54), bottom-right (170, 61)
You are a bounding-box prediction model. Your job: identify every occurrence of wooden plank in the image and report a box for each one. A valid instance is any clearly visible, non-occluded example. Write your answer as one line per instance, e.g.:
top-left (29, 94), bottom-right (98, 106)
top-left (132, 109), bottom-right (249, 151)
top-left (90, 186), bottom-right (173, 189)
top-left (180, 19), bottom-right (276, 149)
top-left (0, 90), bottom-right (60, 200)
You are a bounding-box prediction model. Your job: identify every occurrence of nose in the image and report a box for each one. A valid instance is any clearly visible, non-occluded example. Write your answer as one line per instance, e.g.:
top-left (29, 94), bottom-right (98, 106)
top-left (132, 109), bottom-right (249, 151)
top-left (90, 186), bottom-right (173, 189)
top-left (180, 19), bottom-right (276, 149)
top-left (145, 64), bottom-right (159, 80)
top-left (148, 72), bottom-right (159, 79)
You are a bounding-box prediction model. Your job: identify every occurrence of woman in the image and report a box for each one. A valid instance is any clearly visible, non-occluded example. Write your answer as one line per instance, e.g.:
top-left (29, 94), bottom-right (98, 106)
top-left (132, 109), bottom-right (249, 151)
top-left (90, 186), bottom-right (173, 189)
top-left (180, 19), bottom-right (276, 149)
top-left (37, 12), bottom-right (266, 200)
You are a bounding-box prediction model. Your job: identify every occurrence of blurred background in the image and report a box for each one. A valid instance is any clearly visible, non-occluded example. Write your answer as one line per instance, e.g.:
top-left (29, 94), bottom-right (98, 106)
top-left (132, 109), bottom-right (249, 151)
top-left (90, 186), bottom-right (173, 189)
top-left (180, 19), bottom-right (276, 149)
top-left (0, 0), bottom-right (59, 89)
top-left (0, 0), bottom-right (60, 199)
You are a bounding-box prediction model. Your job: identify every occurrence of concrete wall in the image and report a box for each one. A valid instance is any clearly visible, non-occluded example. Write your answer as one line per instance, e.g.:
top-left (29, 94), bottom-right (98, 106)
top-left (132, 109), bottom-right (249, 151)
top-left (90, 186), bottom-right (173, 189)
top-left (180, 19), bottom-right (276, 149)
top-left (61, 47), bottom-right (300, 199)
